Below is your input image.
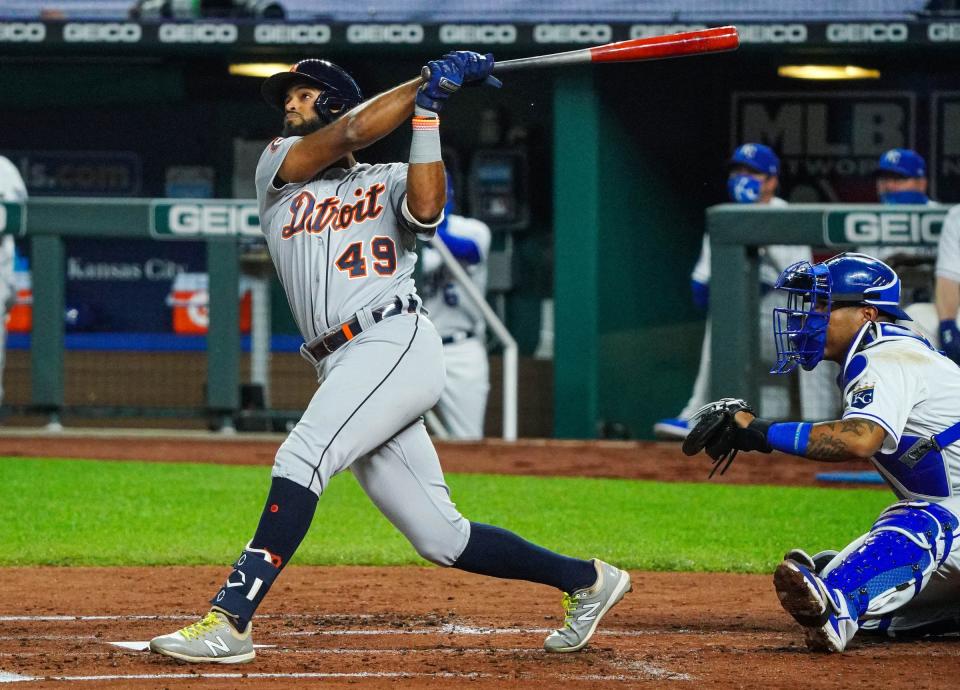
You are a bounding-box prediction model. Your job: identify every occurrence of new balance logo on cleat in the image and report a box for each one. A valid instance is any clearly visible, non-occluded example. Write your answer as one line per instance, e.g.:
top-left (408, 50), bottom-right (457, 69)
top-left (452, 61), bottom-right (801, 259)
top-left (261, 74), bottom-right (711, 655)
top-left (577, 602), bottom-right (602, 622)
top-left (204, 636), bottom-right (231, 656)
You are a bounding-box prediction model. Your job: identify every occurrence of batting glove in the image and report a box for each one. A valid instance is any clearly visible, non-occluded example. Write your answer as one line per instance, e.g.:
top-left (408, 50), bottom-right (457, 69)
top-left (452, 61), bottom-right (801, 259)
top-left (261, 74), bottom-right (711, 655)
top-left (444, 51), bottom-right (502, 88)
top-left (417, 57), bottom-right (465, 113)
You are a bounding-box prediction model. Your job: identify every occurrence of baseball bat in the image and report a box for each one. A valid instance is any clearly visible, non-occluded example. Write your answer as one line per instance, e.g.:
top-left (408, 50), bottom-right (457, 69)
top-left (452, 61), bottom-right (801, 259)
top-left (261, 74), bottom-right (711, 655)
top-left (493, 26), bottom-right (739, 72)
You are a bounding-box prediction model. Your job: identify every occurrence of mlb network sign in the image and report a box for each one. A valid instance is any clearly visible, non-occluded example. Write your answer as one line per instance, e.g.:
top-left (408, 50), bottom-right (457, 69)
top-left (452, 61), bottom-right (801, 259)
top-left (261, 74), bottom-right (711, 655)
top-left (150, 201), bottom-right (261, 238)
top-left (732, 92), bottom-right (915, 202)
top-left (0, 203), bottom-right (25, 236)
top-left (823, 208), bottom-right (946, 246)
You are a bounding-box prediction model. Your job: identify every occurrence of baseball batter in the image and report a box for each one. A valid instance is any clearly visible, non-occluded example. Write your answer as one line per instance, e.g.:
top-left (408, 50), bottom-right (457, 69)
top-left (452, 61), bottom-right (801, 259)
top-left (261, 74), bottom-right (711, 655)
top-left (420, 174), bottom-right (491, 439)
top-left (684, 253), bottom-right (960, 651)
top-left (150, 54), bottom-right (630, 664)
top-left (0, 156), bottom-right (23, 406)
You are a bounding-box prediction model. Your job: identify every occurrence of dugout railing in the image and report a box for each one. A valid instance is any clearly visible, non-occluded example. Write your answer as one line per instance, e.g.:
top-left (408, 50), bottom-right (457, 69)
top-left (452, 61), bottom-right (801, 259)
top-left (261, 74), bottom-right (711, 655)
top-left (708, 203), bottom-right (946, 408)
top-left (1, 197), bottom-right (519, 438)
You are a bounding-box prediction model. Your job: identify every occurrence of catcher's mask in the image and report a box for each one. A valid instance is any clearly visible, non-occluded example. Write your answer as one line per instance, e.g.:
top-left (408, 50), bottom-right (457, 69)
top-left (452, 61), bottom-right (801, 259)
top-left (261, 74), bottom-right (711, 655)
top-left (261, 59), bottom-right (363, 124)
top-left (771, 252), bottom-right (910, 374)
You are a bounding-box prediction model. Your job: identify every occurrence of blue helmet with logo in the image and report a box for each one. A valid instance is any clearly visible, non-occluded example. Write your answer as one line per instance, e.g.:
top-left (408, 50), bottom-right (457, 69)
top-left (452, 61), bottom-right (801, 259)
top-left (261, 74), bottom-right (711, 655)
top-left (771, 253), bottom-right (910, 374)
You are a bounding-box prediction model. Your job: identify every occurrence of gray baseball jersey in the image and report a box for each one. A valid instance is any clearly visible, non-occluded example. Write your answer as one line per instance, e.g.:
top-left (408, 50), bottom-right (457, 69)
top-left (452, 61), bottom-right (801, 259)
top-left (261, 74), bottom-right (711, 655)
top-left (256, 135), bottom-right (422, 341)
top-left (254, 136), bottom-right (471, 566)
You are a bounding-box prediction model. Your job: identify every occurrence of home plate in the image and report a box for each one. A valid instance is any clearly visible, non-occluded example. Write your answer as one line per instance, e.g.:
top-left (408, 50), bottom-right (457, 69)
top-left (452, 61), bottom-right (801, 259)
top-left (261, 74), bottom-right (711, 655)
top-left (108, 642), bottom-right (275, 652)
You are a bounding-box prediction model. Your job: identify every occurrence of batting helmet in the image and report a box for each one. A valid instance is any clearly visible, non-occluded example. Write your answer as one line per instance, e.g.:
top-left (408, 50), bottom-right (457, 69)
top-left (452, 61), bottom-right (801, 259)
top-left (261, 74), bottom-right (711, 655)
top-left (771, 253), bottom-right (910, 373)
top-left (261, 59), bottom-right (363, 123)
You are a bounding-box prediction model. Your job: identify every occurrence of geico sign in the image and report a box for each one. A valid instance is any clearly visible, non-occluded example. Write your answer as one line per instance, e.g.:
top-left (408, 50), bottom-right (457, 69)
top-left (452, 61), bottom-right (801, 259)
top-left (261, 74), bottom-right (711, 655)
top-left (165, 204), bottom-right (260, 237)
top-left (929, 23), bottom-right (960, 42)
top-left (439, 24), bottom-right (516, 44)
top-left (346, 24), bottom-right (423, 43)
top-left (0, 23), bottom-right (45, 42)
top-left (159, 23), bottom-right (237, 43)
top-left (64, 23), bottom-right (141, 42)
top-left (254, 24), bottom-right (331, 44)
top-left (736, 24), bottom-right (807, 43)
top-left (839, 212), bottom-right (943, 244)
top-left (826, 23), bottom-right (908, 42)
top-left (534, 24), bottom-right (612, 43)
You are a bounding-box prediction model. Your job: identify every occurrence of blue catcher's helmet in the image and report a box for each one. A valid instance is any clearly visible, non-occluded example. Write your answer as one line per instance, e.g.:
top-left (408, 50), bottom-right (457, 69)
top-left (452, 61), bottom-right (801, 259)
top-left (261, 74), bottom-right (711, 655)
top-left (771, 252), bottom-right (911, 374)
top-left (261, 59), bottom-right (362, 123)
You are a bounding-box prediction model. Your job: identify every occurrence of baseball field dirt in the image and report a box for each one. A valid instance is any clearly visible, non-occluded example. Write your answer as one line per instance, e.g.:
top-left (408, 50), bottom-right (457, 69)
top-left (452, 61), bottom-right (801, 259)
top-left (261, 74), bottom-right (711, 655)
top-left (1, 432), bottom-right (953, 688)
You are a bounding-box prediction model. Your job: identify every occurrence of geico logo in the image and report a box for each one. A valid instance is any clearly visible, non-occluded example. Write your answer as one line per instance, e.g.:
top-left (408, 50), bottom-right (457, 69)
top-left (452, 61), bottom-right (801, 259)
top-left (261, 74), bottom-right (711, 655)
top-left (736, 24), bottom-right (807, 43)
top-left (0, 23), bottom-right (45, 42)
top-left (827, 23), bottom-right (908, 42)
top-left (254, 24), bottom-right (330, 44)
top-left (159, 23), bottom-right (237, 43)
top-left (167, 205), bottom-right (260, 236)
top-left (439, 24), bottom-right (516, 44)
top-left (629, 24), bottom-right (706, 39)
top-left (346, 24), bottom-right (423, 43)
top-left (63, 23), bottom-right (141, 43)
top-left (533, 24), bottom-right (612, 43)
top-left (843, 213), bottom-right (943, 244)
top-left (929, 23), bottom-right (960, 42)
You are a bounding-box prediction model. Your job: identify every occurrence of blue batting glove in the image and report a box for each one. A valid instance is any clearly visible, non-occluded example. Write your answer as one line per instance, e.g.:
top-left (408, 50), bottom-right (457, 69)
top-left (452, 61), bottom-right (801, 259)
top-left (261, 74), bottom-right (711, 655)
top-left (443, 51), bottom-right (501, 87)
top-left (417, 57), bottom-right (464, 113)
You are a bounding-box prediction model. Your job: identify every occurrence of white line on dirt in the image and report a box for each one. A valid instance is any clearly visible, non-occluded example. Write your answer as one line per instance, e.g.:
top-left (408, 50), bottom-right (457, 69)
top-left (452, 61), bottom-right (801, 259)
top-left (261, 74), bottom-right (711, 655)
top-left (0, 613), bottom-right (379, 623)
top-left (0, 669), bottom-right (681, 684)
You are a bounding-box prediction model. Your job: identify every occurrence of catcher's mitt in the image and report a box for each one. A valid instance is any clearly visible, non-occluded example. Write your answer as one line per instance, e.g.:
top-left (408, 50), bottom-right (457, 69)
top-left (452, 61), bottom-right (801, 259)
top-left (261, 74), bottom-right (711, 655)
top-left (681, 398), bottom-right (770, 478)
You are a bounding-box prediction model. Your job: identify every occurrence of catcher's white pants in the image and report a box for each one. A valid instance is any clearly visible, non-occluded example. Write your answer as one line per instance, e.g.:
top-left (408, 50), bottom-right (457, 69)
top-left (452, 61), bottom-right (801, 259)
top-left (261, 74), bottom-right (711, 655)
top-left (434, 337), bottom-right (489, 440)
top-left (272, 312), bottom-right (471, 566)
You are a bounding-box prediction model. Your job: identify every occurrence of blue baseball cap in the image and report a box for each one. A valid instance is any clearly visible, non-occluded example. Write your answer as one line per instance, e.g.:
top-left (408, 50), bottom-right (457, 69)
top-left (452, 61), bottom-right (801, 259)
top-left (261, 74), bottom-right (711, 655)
top-left (729, 143), bottom-right (779, 176)
top-left (876, 148), bottom-right (926, 178)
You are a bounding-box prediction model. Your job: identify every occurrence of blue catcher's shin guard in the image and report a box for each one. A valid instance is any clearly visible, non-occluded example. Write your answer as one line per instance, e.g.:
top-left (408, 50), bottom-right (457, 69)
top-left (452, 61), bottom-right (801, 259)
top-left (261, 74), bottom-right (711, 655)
top-left (210, 544), bottom-right (282, 630)
top-left (823, 501), bottom-right (958, 621)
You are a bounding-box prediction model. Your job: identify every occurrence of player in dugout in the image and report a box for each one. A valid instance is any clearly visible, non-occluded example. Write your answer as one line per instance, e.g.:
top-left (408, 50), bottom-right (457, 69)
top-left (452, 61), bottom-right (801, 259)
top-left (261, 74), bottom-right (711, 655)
top-left (683, 252), bottom-right (960, 652)
top-left (654, 143), bottom-right (836, 441)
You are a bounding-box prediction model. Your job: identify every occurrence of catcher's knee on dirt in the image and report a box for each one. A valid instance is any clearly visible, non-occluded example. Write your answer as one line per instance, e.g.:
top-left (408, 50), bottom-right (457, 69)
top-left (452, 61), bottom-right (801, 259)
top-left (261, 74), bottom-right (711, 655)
top-left (823, 501), bottom-right (958, 620)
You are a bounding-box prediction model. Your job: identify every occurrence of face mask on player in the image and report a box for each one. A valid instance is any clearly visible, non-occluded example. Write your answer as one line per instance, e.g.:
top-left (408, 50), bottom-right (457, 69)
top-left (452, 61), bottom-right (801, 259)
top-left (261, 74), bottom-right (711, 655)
top-left (727, 174), bottom-right (762, 204)
top-left (771, 261), bottom-right (832, 374)
top-left (879, 190), bottom-right (928, 205)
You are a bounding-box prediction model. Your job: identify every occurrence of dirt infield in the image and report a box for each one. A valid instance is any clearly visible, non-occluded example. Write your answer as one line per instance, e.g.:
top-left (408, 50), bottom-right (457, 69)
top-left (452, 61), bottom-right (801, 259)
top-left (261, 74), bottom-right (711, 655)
top-left (0, 430), bottom-right (875, 487)
top-left (2, 431), bottom-right (947, 688)
top-left (2, 566), bottom-right (957, 689)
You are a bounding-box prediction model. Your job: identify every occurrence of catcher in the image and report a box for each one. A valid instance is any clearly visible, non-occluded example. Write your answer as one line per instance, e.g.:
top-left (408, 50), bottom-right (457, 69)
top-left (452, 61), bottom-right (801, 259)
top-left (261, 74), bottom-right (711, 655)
top-left (683, 252), bottom-right (960, 652)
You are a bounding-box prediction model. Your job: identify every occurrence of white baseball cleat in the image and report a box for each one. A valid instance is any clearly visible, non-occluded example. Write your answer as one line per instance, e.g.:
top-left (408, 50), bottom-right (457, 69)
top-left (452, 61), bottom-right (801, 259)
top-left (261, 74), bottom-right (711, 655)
top-left (150, 609), bottom-right (254, 664)
top-left (544, 559), bottom-right (632, 653)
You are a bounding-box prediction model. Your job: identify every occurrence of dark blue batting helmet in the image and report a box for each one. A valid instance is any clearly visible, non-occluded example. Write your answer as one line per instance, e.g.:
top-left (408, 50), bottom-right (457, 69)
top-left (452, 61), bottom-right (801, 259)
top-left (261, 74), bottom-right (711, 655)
top-left (261, 59), bottom-right (363, 123)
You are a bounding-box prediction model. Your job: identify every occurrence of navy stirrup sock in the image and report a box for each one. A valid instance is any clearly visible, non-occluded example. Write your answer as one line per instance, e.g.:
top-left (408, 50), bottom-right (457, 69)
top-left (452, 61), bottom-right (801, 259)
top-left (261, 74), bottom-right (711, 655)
top-left (249, 476), bottom-right (319, 566)
top-left (453, 522), bottom-right (597, 594)
top-left (212, 477), bottom-right (318, 630)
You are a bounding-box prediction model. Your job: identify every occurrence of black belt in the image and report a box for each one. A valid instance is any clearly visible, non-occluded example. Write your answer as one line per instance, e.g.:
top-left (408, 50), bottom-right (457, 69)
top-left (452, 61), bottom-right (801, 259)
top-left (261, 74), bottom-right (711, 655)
top-left (441, 330), bottom-right (476, 345)
top-left (305, 297), bottom-right (418, 362)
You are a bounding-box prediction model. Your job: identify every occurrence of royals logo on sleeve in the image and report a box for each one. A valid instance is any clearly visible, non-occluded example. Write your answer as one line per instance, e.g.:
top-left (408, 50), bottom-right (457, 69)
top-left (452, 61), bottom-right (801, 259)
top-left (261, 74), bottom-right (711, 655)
top-left (849, 385), bottom-right (875, 409)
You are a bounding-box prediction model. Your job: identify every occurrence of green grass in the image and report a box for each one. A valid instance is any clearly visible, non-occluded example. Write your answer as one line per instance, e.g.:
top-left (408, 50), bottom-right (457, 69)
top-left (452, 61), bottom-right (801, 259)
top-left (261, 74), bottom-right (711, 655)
top-left (0, 457), bottom-right (892, 572)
